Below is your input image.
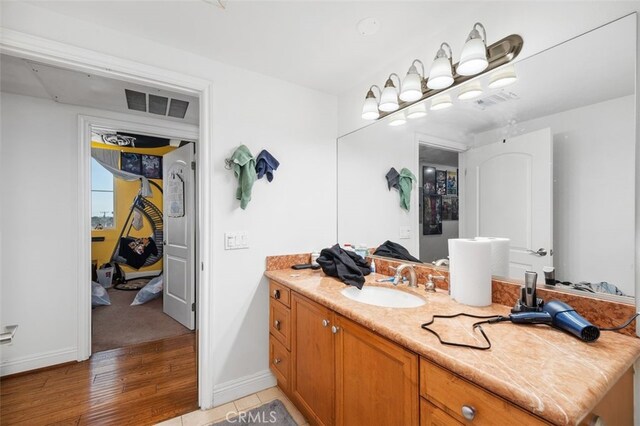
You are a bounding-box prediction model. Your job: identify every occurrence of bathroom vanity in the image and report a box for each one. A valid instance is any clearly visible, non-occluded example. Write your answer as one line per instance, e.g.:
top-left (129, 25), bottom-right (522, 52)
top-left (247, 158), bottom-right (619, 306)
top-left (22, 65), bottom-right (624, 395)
top-left (265, 267), bottom-right (640, 426)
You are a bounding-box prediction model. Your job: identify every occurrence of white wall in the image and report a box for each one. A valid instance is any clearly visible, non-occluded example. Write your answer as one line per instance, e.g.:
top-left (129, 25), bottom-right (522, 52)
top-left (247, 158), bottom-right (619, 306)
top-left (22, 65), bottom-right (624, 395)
top-left (474, 95), bottom-right (636, 295)
top-left (0, 2), bottom-right (338, 404)
top-left (419, 163), bottom-right (459, 263)
top-left (337, 3), bottom-right (640, 136)
top-left (337, 123), bottom-right (418, 257)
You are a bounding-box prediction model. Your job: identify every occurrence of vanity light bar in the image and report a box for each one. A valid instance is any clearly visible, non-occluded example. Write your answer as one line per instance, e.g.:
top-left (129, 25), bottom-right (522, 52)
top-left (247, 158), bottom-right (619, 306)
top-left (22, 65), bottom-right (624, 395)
top-left (364, 33), bottom-right (523, 121)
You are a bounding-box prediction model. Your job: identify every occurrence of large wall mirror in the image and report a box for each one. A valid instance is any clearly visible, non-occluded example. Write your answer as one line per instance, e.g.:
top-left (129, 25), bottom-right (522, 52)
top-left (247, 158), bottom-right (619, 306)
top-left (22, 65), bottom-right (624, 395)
top-left (337, 14), bottom-right (637, 301)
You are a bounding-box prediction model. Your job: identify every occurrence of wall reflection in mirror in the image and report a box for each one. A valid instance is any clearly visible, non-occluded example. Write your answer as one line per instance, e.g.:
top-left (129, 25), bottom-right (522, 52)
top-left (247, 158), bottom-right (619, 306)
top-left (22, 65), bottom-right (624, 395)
top-left (337, 15), bottom-right (636, 300)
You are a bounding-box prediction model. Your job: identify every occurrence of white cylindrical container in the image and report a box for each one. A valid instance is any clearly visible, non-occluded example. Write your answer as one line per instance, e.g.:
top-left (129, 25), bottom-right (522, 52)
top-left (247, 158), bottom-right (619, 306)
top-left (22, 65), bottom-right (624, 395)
top-left (477, 237), bottom-right (510, 278)
top-left (448, 238), bottom-right (492, 306)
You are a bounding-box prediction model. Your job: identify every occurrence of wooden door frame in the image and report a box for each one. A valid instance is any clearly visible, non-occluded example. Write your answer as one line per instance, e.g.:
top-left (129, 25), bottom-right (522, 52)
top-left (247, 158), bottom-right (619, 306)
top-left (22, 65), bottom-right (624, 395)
top-left (0, 28), bottom-right (216, 409)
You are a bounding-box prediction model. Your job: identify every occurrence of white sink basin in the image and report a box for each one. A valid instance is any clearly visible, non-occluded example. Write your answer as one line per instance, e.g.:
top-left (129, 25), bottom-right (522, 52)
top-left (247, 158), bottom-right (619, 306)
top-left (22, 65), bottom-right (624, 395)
top-left (341, 286), bottom-right (425, 308)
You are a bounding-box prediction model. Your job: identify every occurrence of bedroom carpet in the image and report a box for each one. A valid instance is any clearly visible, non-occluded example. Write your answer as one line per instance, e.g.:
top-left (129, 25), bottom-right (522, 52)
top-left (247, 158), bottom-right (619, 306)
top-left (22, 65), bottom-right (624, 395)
top-left (92, 287), bottom-right (192, 353)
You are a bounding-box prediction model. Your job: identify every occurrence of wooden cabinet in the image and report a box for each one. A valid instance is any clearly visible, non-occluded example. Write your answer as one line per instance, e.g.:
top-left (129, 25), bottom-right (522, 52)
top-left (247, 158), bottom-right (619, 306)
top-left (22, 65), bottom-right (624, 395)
top-left (291, 292), bottom-right (335, 426)
top-left (420, 399), bottom-right (461, 426)
top-left (269, 281), bottom-right (292, 393)
top-left (420, 358), bottom-right (547, 426)
top-left (335, 314), bottom-right (418, 426)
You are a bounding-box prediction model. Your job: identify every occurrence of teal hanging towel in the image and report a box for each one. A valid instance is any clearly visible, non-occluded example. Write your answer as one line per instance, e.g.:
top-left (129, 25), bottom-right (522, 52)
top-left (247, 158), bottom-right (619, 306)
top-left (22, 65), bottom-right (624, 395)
top-left (230, 145), bottom-right (257, 209)
top-left (398, 167), bottom-right (416, 211)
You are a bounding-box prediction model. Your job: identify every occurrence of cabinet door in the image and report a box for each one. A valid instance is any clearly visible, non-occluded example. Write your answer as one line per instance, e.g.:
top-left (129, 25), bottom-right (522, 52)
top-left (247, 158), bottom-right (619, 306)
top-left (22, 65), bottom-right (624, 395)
top-left (335, 314), bottom-right (419, 426)
top-left (291, 293), bottom-right (335, 426)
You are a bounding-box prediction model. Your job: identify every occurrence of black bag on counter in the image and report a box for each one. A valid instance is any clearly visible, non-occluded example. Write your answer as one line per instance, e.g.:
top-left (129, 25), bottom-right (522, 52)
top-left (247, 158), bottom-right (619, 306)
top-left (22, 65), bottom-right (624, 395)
top-left (316, 244), bottom-right (370, 290)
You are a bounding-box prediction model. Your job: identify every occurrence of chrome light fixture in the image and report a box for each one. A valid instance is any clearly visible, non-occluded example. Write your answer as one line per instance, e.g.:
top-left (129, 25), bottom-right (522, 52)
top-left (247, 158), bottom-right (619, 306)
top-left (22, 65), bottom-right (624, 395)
top-left (359, 22), bottom-right (522, 122)
top-left (361, 85), bottom-right (382, 120)
top-left (488, 66), bottom-right (517, 89)
top-left (379, 73), bottom-right (402, 112)
top-left (457, 22), bottom-right (489, 76)
top-left (400, 60), bottom-right (425, 102)
top-left (427, 43), bottom-right (454, 90)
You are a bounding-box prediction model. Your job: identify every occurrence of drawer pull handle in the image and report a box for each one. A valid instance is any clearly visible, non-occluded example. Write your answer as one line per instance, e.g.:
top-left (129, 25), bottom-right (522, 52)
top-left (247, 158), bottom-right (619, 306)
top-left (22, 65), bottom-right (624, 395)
top-left (273, 289), bottom-right (281, 299)
top-left (461, 405), bottom-right (476, 421)
top-left (273, 358), bottom-right (281, 365)
top-left (331, 325), bottom-right (340, 334)
top-left (274, 320), bottom-right (281, 330)
top-left (322, 319), bottom-right (330, 327)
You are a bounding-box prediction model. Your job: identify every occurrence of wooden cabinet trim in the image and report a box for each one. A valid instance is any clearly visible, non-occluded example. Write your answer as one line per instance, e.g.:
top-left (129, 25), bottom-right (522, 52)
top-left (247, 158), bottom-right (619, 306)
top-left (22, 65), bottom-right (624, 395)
top-left (269, 336), bottom-right (290, 393)
top-left (420, 398), bottom-right (462, 426)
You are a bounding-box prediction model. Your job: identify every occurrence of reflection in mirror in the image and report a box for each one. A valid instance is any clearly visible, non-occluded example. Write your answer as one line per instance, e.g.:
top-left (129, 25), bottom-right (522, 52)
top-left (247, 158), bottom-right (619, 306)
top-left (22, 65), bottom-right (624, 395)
top-left (337, 15), bottom-right (636, 300)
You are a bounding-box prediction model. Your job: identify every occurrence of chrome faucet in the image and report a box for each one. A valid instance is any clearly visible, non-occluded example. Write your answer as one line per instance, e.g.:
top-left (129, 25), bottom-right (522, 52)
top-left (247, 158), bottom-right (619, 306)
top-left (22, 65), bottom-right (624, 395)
top-left (393, 264), bottom-right (418, 288)
top-left (432, 258), bottom-right (449, 267)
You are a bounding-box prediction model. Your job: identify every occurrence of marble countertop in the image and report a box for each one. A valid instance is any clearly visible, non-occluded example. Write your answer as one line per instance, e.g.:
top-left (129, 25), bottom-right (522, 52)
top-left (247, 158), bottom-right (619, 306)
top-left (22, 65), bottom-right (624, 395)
top-left (265, 268), bottom-right (640, 426)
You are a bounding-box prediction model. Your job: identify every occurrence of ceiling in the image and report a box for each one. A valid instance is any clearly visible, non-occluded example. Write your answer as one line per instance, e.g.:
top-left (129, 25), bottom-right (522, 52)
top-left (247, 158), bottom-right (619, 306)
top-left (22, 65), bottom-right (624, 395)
top-left (0, 54), bottom-right (200, 124)
top-left (24, 1), bottom-right (483, 95)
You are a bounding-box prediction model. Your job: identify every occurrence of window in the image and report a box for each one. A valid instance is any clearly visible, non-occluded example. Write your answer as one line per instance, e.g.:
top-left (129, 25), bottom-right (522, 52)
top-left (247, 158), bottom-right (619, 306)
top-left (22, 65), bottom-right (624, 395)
top-left (91, 158), bottom-right (115, 229)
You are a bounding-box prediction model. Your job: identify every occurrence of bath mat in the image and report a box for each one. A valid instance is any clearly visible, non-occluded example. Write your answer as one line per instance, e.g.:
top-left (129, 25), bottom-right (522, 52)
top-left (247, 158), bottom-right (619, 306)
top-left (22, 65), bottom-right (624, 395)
top-left (210, 399), bottom-right (297, 426)
top-left (114, 278), bottom-right (149, 291)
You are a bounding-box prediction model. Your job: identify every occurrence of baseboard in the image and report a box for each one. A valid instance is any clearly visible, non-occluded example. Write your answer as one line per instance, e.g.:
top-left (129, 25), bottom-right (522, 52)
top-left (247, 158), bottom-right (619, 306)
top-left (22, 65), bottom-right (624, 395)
top-left (0, 347), bottom-right (77, 377)
top-left (124, 270), bottom-right (161, 280)
top-left (213, 369), bottom-right (276, 407)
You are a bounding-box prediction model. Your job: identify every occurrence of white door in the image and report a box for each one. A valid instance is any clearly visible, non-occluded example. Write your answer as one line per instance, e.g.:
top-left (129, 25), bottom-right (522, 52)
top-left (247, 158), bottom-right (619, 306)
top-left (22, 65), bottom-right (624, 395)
top-left (163, 144), bottom-right (195, 330)
top-left (462, 128), bottom-right (553, 280)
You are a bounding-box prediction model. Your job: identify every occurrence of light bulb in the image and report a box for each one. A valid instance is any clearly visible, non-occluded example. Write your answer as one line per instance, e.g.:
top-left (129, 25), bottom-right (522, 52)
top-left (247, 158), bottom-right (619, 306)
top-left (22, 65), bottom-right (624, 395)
top-left (431, 95), bottom-right (453, 111)
top-left (427, 43), bottom-right (454, 90)
top-left (457, 23), bottom-right (488, 76)
top-left (388, 113), bottom-right (407, 126)
top-left (361, 87), bottom-right (380, 120)
top-left (407, 103), bottom-right (427, 119)
top-left (379, 75), bottom-right (400, 112)
top-left (488, 67), bottom-right (517, 89)
top-left (400, 60), bottom-right (424, 102)
top-left (457, 83), bottom-right (483, 100)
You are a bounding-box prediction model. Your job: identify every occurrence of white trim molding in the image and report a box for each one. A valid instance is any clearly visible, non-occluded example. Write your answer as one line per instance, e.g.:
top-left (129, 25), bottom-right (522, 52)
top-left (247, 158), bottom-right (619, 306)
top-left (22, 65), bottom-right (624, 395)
top-left (0, 347), bottom-right (77, 377)
top-left (213, 370), bottom-right (277, 407)
top-left (1, 27), bottom-right (216, 410)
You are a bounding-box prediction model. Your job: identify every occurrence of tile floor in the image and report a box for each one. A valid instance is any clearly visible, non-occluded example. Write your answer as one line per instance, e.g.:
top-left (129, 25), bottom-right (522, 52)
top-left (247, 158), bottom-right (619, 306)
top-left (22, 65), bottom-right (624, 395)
top-left (156, 386), bottom-right (308, 426)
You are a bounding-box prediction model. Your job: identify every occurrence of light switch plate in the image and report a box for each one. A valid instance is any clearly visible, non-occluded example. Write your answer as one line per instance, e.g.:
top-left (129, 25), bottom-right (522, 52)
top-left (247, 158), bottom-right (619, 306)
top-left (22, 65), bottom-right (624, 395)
top-left (225, 231), bottom-right (249, 250)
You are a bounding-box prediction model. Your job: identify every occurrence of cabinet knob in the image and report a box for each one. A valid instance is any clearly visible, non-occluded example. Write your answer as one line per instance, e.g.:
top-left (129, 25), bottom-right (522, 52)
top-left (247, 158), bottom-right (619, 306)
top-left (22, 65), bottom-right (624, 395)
top-left (273, 289), bottom-right (280, 299)
top-left (273, 358), bottom-right (281, 365)
top-left (274, 320), bottom-right (281, 330)
top-left (331, 325), bottom-right (340, 334)
top-left (461, 405), bottom-right (476, 421)
top-left (322, 319), bottom-right (330, 327)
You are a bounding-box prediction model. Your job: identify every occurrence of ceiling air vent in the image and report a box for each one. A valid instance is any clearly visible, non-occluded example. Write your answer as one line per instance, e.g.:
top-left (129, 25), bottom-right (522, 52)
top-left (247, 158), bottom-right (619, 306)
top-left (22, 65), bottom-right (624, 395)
top-left (148, 94), bottom-right (169, 115)
top-left (124, 89), bottom-right (189, 119)
top-left (168, 99), bottom-right (190, 119)
top-left (125, 89), bottom-right (147, 112)
top-left (474, 91), bottom-right (519, 109)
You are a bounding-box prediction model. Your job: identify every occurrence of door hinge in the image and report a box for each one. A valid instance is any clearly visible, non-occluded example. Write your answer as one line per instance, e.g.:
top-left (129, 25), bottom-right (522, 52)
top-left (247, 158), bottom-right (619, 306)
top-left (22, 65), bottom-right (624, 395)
top-left (192, 302), bottom-right (196, 312)
top-left (191, 161), bottom-right (196, 170)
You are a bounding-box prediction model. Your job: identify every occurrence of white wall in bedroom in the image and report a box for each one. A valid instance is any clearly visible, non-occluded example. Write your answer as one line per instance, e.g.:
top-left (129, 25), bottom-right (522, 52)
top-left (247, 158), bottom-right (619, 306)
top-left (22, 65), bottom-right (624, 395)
top-left (0, 2), bottom-right (338, 404)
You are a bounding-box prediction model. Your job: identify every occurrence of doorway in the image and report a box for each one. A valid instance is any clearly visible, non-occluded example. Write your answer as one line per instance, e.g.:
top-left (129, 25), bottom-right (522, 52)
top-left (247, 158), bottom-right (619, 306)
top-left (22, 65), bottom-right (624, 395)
top-left (0, 32), bottom-right (215, 408)
top-left (90, 126), bottom-right (197, 354)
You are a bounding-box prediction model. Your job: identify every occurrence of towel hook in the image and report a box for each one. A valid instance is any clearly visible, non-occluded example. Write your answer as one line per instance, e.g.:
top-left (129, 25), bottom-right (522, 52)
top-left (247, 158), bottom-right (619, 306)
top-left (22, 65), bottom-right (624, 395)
top-left (224, 158), bottom-right (233, 170)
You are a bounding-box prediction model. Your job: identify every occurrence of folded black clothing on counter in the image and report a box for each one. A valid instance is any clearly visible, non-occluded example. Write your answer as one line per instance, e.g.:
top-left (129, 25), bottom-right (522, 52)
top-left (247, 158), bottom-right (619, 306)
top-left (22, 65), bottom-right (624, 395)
top-left (316, 244), bottom-right (370, 289)
top-left (373, 240), bottom-right (422, 263)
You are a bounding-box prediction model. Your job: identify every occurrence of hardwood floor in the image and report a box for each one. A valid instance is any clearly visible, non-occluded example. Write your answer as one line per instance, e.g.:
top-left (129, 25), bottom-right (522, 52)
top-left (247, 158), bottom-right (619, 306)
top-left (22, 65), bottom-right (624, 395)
top-left (0, 333), bottom-right (198, 426)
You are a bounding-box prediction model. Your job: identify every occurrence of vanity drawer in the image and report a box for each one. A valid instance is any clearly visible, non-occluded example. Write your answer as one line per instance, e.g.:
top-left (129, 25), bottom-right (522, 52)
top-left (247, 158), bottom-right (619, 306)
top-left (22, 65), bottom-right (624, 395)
top-left (421, 398), bottom-right (462, 426)
top-left (269, 336), bottom-right (290, 392)
top-left (420, 359), bottom-right (547, 425)
top-left (270, 299), bottom-right (291, 349)
top-left (270, 280), bottom-right (291, 307)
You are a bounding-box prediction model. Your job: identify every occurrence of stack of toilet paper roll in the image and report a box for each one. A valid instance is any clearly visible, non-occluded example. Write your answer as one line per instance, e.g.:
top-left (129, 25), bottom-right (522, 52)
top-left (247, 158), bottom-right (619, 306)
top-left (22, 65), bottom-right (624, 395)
top-left (448, 237), bottom-right (510, 307)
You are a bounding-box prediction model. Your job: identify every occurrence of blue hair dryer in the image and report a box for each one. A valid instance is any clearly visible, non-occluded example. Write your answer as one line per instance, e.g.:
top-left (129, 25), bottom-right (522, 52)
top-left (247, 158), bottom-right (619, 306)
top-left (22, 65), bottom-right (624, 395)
top-left (542, 300), bottom-right (600, 342)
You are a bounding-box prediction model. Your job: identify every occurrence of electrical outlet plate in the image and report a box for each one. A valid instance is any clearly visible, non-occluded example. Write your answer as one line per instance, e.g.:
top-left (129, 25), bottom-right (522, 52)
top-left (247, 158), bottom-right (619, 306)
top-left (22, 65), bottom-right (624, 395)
top-left (225, 231), bottom-right (249, 250)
